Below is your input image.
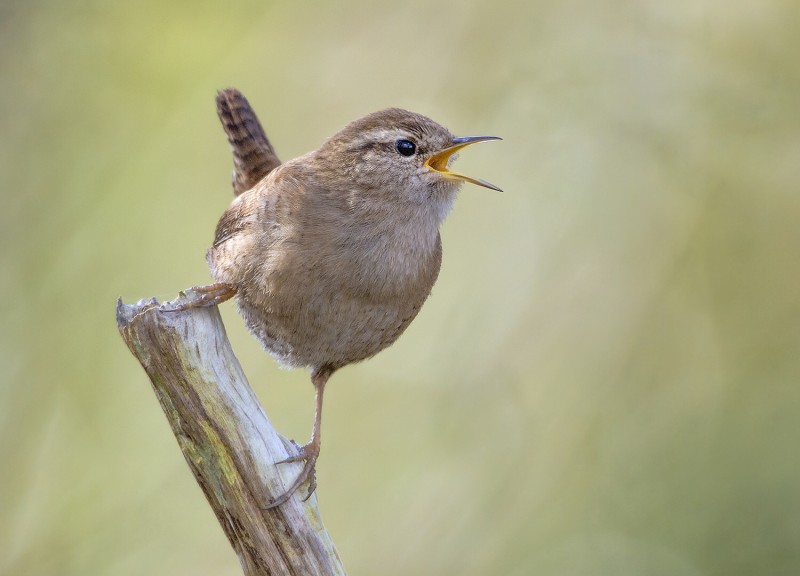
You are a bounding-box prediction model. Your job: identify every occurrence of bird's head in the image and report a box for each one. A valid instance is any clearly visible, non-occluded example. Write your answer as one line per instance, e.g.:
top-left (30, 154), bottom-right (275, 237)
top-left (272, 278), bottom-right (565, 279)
top-left (317, 108), bottom-right (501, 223)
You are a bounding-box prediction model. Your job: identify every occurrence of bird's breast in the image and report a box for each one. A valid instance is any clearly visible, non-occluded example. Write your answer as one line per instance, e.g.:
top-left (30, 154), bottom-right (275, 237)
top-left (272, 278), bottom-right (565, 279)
top-left (333, 211), bottom-right (443, 300)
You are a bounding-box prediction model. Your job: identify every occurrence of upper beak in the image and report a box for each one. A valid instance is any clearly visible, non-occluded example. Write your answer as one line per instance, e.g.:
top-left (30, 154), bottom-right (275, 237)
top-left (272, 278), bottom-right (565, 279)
top-left (424, 135), bottom-right (502, 191)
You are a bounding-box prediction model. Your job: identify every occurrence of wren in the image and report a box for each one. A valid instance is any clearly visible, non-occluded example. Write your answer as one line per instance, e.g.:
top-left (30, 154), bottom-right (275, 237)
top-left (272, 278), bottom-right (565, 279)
top-left (176, 89), bottom-right (501, 507)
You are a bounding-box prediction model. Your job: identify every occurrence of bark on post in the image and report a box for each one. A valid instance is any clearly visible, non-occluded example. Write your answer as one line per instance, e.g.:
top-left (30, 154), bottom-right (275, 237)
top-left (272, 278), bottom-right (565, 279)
top-left (116, 291), bottom-right (345, 576)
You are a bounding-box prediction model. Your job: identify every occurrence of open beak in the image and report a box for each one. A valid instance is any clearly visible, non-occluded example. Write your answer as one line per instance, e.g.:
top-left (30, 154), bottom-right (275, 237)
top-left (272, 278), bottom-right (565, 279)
top-left (424, 135), bottom-right (502, 191)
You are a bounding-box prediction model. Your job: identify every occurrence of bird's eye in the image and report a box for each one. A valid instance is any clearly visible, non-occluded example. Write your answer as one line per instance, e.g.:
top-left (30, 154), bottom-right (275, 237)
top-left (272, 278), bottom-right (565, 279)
top-left (395, 139), bottom-right (416, 157)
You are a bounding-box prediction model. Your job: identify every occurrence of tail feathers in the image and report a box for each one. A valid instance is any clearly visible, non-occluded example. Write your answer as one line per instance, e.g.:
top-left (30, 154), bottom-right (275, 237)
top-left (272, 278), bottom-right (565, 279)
top-left (216, 88), bottom-right (282, 196)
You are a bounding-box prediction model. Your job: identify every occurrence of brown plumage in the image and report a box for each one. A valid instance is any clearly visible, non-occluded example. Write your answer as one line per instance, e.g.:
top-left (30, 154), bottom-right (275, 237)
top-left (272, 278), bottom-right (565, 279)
top-left (177, 89), bottom-right (500, 507)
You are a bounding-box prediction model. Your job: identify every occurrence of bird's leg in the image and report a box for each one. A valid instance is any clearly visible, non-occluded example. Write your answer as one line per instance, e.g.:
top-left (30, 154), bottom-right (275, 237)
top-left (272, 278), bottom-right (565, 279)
top-left (265, 366), bottom-right (334, 509)
top-left (162, 283), bottom-right (237, 311)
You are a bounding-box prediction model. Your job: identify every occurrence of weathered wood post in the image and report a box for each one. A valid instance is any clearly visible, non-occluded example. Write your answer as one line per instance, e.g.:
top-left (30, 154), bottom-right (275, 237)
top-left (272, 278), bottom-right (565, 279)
top-left (117, 291), bottom-right (345, 576)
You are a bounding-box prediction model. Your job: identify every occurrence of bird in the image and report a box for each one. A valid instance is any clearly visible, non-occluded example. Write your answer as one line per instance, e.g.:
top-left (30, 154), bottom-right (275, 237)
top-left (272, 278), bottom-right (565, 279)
top-left (175, 88), bottom-right (501, 508)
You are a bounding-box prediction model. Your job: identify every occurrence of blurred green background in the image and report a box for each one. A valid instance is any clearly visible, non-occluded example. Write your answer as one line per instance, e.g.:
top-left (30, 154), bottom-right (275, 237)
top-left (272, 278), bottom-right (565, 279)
top-left (2, 1), bottom-right (799, 574)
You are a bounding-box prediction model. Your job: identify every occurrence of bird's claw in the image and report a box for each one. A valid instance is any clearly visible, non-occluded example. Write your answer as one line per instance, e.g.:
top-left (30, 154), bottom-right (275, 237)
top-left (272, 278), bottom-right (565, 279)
top-left (161, 283), bottom-right (236, 312)
top-left (302, 472), bottom-right (317, 502)
top-left (264, 442), bottom-right (320, 509)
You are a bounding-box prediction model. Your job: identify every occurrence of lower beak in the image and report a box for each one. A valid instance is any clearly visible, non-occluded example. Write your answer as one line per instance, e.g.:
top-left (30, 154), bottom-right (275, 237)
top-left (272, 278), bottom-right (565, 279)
top-left (424, 135), bottom-right (502, 191)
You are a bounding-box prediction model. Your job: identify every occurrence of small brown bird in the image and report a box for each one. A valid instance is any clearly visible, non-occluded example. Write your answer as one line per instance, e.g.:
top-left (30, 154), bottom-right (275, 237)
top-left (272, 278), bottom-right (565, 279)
top-left (178, 88), bottom-right (500, 507)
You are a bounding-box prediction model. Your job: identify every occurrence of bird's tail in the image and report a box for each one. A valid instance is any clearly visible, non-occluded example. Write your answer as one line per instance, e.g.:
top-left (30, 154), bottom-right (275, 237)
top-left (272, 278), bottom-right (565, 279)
top-left (216, 88), bottom-right (282, 196)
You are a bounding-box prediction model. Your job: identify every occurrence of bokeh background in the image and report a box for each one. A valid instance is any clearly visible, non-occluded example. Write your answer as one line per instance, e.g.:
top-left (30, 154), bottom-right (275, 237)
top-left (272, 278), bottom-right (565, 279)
top-left (2, 1), bottom-right (799, 574)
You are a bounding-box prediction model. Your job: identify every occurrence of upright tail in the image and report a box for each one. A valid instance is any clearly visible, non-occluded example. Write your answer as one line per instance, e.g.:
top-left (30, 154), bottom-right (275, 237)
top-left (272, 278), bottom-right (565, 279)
top-left (216, 88), bottom-right (282, 196)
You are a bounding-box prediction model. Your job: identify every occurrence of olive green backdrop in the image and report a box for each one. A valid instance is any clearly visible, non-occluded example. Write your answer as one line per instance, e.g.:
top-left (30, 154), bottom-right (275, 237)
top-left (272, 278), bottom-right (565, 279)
top-left (2, 1), bottom-right (799, 574)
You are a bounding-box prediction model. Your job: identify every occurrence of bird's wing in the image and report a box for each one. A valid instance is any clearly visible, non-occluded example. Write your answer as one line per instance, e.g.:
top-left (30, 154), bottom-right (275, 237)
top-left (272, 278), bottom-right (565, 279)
top-left (212, 193), bottom-right (256, 248)
top-left (216, 88), bottom-right (282, 196)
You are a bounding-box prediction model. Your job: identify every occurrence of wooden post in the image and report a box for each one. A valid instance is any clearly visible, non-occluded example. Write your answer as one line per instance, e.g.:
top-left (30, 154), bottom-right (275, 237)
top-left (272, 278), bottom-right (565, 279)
top-left (116, 292), bottom-right (346, 576)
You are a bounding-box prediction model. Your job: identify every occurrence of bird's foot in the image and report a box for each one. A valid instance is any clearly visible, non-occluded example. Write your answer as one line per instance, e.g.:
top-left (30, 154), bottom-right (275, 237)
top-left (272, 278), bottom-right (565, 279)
top-left (161, 283), bottom-right (236, 312)
top-left (263, 440), bottom-right (320, 509)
